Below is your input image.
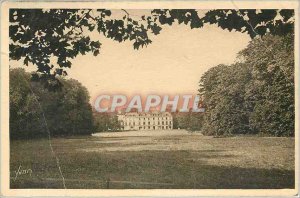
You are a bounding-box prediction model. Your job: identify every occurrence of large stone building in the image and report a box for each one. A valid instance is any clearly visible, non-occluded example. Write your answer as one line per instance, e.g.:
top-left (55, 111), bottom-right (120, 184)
top-left (117, 111), bottom-right (173, 131)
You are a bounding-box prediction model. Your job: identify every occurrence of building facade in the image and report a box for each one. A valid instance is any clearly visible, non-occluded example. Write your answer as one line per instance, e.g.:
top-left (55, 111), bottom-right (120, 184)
top-left (117, 112), bottom-right (173, 131)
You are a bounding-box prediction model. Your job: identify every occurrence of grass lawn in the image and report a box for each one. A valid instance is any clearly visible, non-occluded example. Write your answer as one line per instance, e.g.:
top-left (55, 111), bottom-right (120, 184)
top-left (10, 130), bottom-right (295, 189)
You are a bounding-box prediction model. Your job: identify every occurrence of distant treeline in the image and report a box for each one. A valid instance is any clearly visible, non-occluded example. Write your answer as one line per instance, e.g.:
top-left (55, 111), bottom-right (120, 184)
top-left (10, 68), bottom-right (94, 139)
top-left (197, 34), bottom-right (294, 137)
top-left (172, 112), bottom-right (203, 131)
top-left (93, 113), bottom-right (121, 132)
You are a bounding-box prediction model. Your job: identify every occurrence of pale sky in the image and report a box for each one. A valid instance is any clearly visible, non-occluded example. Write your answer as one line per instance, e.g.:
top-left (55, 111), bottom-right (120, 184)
top-left (11, 10), bottom-right (251, 103)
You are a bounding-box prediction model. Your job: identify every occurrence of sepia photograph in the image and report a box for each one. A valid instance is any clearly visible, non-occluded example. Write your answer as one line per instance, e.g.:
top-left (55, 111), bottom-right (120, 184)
top-left (0, 0), bottom-right (299, 197)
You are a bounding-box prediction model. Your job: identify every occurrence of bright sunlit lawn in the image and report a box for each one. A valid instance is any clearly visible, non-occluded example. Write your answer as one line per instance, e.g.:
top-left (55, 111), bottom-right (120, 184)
top-left (10, 130), bottom-right (295, 189)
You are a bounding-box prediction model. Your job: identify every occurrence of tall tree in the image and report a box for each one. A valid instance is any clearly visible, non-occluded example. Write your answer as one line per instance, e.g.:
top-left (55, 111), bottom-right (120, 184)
top-left (199, 63), bottom-right (252, 136)
top-left (199, 34), bottom-right (294, 136)
top-left (9, 68), bottom-right (44, 139)
top-left (9, 68), bottom-right (94, 139)
top-left (240, 34), bottom-right (294, 136)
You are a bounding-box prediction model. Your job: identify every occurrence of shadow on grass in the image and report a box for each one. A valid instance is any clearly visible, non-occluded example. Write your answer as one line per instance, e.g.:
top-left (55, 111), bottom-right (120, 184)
top-left (10, 149), bottom-right (295, 189)
top-left (10, 165), bottom-right (294, 189)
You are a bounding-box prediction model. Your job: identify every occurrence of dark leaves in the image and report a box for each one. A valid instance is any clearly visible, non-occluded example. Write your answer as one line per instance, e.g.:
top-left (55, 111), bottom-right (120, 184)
top-left (31, 72), bottom-right (63, 91)
top-left (150, 23), bottom-right (162, 35)
top-left (255, 26), bottom-right (267, 36)
top-left (9, 8), bottom-right (294, 80)
top-left (279, 9), bottom-right (294, 22)
top-left (199, 34), bottom-right (294, 136)
top-left (93, 49), bottom-right (100, 56)
top-left (24, 56), bottom-right (30, 66)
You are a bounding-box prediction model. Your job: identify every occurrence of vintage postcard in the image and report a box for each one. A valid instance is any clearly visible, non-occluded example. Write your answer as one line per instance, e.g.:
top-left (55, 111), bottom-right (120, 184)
top-left (0, 0), bottom-right (299, 197)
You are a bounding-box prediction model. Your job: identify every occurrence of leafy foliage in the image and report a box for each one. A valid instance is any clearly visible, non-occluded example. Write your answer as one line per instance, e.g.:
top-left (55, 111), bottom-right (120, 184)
top-left (199, 64), bottom-right (252, 136)
top-left (151, 9), bottom-right (294, 38)
top-left (240, 34), bottom-right (294, 136)
top-left (10, 9), bottom-right (294, 82)
top-left (199, 34), bottom-right (294, 136)
top-left (172, 112), bottom-right (204, 131)
top-left (93, 113), bottom-right (121, 132)
top-left (202, 10), bottom-right (294, 38)
top-left (9, 9), bottom-right (158, 86)
top-left (10, 68), bottom-right (94, 139)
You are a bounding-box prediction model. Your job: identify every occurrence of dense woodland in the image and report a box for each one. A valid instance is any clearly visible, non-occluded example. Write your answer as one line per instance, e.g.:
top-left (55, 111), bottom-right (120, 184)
top-left (93, 113), bottom-right (121, 132)
top-left (173, 34), bottom-right (294, 137)
top-left (10, 68), bottom-right (94, 139)
top-left (9, 9), bottom-right (295, 138)
top-left (198, 34), bottom-right (294, 136)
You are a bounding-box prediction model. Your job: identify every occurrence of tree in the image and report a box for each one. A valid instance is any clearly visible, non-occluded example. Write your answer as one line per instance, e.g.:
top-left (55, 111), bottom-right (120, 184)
top-left (93, 113), bottom-right (121, 132)
top-left (199, 63), bottom-right (252, 136)
top-left (172, 111), bottom-right (204, 131)
top-left (199, 34), bottom-right (294, 136)
top-left (108, 115), bottom-right (122, 131)
top-left (187, 112), bottom-right (204, 131)
top-left (9, 9), bottom-right (294, 85)
top-left (240, 34), bottom-right (294, 136)
top-left (54, 79), bottom-right (94, 135)
top-left (93, 112), bottom-right (110, 132)
top-left (9, 68), bottom-right (94, 139)
top-left (9, 68), bottom-right (44, 139)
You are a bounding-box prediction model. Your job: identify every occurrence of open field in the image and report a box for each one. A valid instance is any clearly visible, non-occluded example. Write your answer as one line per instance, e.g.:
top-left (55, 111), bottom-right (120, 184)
top-left (10, 130), bottom-right (295, 189)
